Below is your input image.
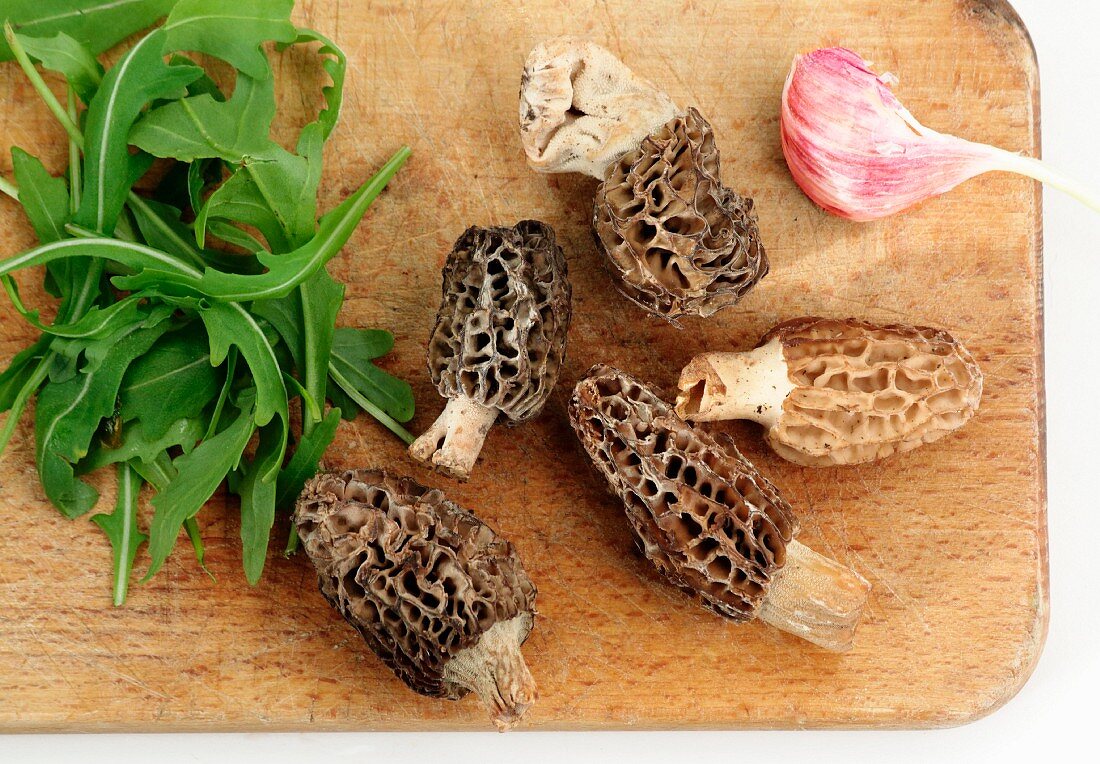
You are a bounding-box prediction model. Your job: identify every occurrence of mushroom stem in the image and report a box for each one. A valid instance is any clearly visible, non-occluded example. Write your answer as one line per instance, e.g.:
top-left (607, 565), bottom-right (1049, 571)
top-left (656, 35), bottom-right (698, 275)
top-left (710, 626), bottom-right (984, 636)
top-left (675, 339), bottom-right (793, 426)
top-left (520, 37), bottom-right (680, 179)
top-left (443, 615), bottom-right (537, 731)
top-left (408, 396), bottom-right (499, 481)
top-left (757, 540), bottom-right (871, 652)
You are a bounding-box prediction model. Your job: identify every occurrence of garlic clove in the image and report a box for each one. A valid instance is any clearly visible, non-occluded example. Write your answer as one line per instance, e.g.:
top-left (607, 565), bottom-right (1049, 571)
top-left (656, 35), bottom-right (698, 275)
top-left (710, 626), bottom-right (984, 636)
top-left (780, 46), bottom-right (1100, 220)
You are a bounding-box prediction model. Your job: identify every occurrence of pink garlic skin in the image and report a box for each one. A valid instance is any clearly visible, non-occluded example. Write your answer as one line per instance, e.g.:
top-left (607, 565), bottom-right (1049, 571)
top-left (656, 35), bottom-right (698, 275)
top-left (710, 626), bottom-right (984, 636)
top-left (780, 47), bottom-right (1002, 222)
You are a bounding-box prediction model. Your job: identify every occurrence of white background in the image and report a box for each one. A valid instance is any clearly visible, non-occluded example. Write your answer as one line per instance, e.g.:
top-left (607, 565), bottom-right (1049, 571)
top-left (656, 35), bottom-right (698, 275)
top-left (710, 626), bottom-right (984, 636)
top-left (4, 1), bottom-right (1098, 761)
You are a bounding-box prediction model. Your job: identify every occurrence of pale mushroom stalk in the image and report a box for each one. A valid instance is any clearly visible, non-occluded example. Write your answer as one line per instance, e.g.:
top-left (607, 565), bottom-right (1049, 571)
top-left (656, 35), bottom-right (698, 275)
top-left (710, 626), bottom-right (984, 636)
top-left (569, 365), bottom-right (870, 652)
top-left (294, 470), bottom-right (539, 730)
top-left (519, 36), bottom-right (678, 180)
top-left (676, 339), bottom-right (793, 425)
top-left (411, 220), bottom-right (572, 481)
top-left (675, 317), bottom-right (984, 467)
top-left (443, 615), bottom-right (537, 731)
top-left (408, 397), bottom-right (499, 480)
top-left (757, 540), bottom-right (871, 652)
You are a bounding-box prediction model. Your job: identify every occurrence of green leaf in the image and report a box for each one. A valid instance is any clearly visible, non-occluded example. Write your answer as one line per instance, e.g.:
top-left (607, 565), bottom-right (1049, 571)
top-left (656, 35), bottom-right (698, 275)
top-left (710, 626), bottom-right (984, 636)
top-left (0, 1), bottom-right (177, 60)
top-left (117, 323), bottom-right (218, 439)
top-left (16, 31), bottom-right (103, 103)
top-left (184, 516), bottom-right (213, 579)
top-left (10, 147), bottom-right (69, 243)
top-left (0, 336), bottom-right (50, 412)
top-left (34, 313), bottom-right (172, 518)
top-left (144, 394), bottom-right (255, 579)
top-left (127, 196), bottom-right (259, 274)
top-left (0, 349), bottom-right (51, 455)
top-left (194, 168), bottom-right (290, 253)
top-left (243, 124), bottom-right (324, 249)
top-left (79, 416), bottom-right (203, 472)
top-left (204, 219), bottom-right (268, 255)
top-left (329, 328), bottom-right (414, 422)
top-left (162, 0), bottom-right (295, 79)
top-left (202, 346), bottom-right (235, 441)
top-left (75, 27), bottom-right (203, 234)
top-left (333, 327), bottom-right (395, 359)
top-left (91, 463), bottom-right (146, 606)
top-left (256, 267), bottom-right (343, 426)
top-left (251, 292), bottom-right (302, 365)
top-left (2, 283), bottom-right (149, 341)
top-left (48, 302), bottom-right (176, 366)
top-left (126, 196), bottom-right (203, 268)
top-left (171, 53), bottom-right (223, 100)
top-left (238, 420), bottom-right (283, 584)
top-left (327, 364), bottom-right (415, 445)
top-left (289, 28), bottom-right (346, 140)
top-left (275, 407), bottom-right (339, 509)
top-left (194, 300), bottom-right (286, 429)
top-left (325, 378), bottom-right (360, 421)
top-left (115, 146), bottom-right (411, 301)
top-left (185, 157), bottom-right (222, 214)
top-left (130, 72), bottom-right (277, 163)
top-left (0, 235), bottom-right (201, 286)
top-left (10, 146), bottom-right (78, 312)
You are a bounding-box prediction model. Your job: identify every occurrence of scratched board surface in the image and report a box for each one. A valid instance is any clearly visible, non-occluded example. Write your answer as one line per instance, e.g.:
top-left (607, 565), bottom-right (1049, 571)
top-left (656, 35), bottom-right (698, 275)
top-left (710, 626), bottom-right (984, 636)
top-left (0, 0), bottom-right (1045, 730)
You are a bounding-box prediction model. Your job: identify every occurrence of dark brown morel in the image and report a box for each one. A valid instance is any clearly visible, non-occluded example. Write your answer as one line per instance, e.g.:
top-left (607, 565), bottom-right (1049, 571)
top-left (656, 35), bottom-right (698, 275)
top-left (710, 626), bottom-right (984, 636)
top-left (294, 470), bottom-right (538, 729)
top-left (593, 109), bottom-right (768, 322)
top-left (409, 220), bottom-right (572, 480)
top-left (568, 365), bottom-right (870, 651)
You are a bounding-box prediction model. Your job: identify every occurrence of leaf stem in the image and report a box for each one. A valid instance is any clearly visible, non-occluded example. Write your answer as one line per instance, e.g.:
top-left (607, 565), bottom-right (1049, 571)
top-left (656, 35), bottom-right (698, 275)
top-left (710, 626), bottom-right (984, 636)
top-left (0, 357), bottom-right (49, 455)
top-left (989, 146), bottom-right (1100, 213)
top-left (0, 175), bottom-right (18, 201)
top-left (328, 364), bottom-right (415, 445)
top-left (283, 526), bottom-right (299, 556)
top-left (67, 88), bottom-right (82, 212)
top-left (184, 516), bottom-right (215, 580)
top-left (4, 22), bottom-right (85, 149)
top-left (299, 286), bottom-right (321, 438)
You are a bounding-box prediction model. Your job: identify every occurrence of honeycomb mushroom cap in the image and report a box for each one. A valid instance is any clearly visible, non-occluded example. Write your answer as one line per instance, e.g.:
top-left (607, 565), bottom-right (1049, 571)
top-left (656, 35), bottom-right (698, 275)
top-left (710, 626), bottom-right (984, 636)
top-left (519, 36), bottom-right (679, 179)
top-left (294, 470), bottom-right (538, 727)
top-left (593, 109), bottom-right (769, 321)
top-left (762, 317), bottom-right (983, 465)
top-left (569, 364), bottom-right (797, 620)
top-left (428, 220), bottom-right (571, 423)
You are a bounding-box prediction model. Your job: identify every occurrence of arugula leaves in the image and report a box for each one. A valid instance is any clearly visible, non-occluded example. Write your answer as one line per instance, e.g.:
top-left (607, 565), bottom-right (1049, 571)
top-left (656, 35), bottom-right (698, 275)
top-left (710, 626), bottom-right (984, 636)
top-left (91, 464), bottom-right (146, 606)
top-left (0, 1), bottom-right (178, 61)
top-left (0, 1), bottom-right (413, 604)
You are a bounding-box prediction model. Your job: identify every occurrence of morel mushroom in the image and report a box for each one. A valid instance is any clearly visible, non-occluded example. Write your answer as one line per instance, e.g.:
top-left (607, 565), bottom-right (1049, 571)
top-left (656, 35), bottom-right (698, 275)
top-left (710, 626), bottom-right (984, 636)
top-left (519, 37), bottom-right (768, 322)
top-left (294, 470), bottom-right (538, 730)
top-left (569, 365), bottom-right (870, 652)
top-left (675, 317), bottom-right (983, 466)
top-left (409, 220), bottom-right (572, 480)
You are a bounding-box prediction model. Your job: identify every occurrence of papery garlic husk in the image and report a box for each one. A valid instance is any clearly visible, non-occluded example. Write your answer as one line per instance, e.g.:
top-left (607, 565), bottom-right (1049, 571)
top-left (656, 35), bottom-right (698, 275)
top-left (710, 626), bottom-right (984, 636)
top-left (780, 46), bottom-right (1100, 221)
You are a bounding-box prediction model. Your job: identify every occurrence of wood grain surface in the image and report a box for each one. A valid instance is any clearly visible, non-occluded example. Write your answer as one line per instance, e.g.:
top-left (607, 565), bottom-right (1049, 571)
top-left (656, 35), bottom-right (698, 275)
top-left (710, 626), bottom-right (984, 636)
top-left (0, 0), bottom-right (1046, 730)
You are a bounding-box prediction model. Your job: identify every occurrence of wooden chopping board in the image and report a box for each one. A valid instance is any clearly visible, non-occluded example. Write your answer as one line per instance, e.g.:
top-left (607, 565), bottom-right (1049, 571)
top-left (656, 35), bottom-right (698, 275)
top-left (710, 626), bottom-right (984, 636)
top-left (0, 0), bottom-right (1046, 730)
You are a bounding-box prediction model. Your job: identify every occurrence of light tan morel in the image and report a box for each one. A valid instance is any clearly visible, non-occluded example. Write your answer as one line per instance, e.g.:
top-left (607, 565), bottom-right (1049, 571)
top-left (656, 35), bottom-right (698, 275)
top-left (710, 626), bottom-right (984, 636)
top-left (294, 470), bottom-right (538, 730)
top-left (676, 317), bottom-right (984, 466)
top-left (519, 37), bottom-right (767, 322)
top-left (409, 220), bottom-right (572, 480)
top-left (594, 108), bottom-right (768, 321)
top-left (570, 365), bottom-right (870, 651)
